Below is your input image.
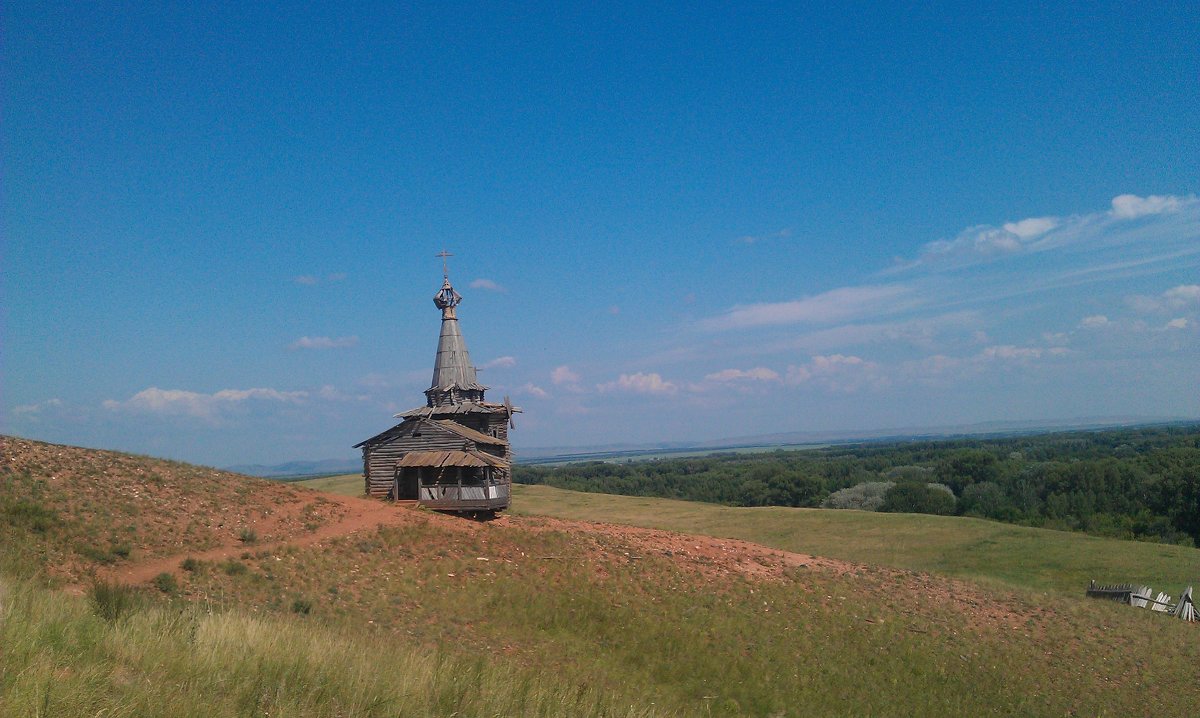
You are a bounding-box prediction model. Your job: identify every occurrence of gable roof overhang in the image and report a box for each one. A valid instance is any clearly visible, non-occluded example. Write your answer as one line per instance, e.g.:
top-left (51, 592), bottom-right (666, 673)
top-left (395, 449), bottom-right (509, 469)
top-left (353, 416), bottom-right (508, 449)
top-left (429, 419), bottom-right (507, 446)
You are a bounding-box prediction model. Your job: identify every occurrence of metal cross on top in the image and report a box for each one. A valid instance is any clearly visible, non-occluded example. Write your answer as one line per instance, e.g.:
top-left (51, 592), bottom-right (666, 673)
top-left (436, 249), bottom-right (453, 278)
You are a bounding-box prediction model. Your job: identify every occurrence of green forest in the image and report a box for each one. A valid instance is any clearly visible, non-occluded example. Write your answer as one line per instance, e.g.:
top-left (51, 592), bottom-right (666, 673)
top-left (514, 424), bottom-right (1200, 546)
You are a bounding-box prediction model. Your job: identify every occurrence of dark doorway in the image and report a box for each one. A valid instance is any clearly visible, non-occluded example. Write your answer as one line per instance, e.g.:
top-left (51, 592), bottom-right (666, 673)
top-left (394, 467), bottom-right (420, 500)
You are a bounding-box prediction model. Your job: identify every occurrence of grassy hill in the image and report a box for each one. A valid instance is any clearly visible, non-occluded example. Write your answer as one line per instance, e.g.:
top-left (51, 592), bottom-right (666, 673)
top-left (3, 439), bottom-right (1200, 716)
top-left (298, 475), bottom-right (1200, 596)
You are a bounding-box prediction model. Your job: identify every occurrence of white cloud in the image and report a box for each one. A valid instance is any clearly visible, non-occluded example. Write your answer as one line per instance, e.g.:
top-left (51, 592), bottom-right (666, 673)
top-left (480, 356), bottom-right (517, 370)
top-left (551, 366), bottom-right (580, 385)
top-left (702, 284), bottom-right (913, 331)
top-left (1002, 217), bottom-right (1059, 239)
top-left (736, 228), bottom-right (792, 245)
top-left (893, 194), bottom-right (1196, 273)
top-left (1164, 318), bottom-right (1190, 330)
top-left (1127, 284), bottom-right (1200, 313)
top-left (470, 278), bottom-right (506, 292)
top-left (1164, 284), bottom-right (1200, 304)
top-left (1079, 315), bottom-right (1109, 329)
top-left (785, 354), bottom-right (885, 392)
top-left (910, 214), bottom-right (1058, 266)
top-left (103, 387), bottom-right (308, 419)
top-left (294, 273), bottom-right (346, 286)
top-left (11, 398), bottom-right (64, 416)
top-left (518, 383), bottom-right (549, 399)
top-left (1110, 194), bottom-right (1192, 219)
top-left (597, 372), bottom-right (678, 395)
top-left (314, 385), bottom-right (369, 402)
top-left (356, 370), bottom-right (427, 389)
top-left (704, 367), bottom-right (780, 382)
top-left (978, 345), bottom-right (1070, 361)
top-left (288, 335), bottom-right (359, 350)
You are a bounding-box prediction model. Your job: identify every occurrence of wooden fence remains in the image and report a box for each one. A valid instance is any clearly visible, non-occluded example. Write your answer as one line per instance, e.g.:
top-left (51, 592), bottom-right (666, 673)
top-left (1086, 581), bottom-right (1197, 622)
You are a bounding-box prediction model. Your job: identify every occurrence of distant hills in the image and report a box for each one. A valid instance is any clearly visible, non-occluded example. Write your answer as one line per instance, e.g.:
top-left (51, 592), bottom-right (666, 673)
top-left (225, 458), bottom-right (361, 478)
top-left (225, 415), bottom-right (1195, 476)
top-left (516, 415), bottom-right (1194, 463)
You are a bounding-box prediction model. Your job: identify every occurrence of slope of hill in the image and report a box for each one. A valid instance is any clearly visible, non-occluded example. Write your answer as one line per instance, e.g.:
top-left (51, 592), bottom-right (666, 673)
top-left (1, 436), bottom-right (358, 583)
top-left (512, 484), bottom-right (1200, 595)
top-left (3, 437), bottom-right (1199, 716)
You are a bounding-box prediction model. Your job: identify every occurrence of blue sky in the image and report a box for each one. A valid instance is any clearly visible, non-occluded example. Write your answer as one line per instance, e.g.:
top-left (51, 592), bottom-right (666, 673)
top-left (4, 2), bottom-right (1198, 465)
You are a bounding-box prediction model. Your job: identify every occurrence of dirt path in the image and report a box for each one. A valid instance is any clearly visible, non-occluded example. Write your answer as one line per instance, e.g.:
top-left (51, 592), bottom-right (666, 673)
top-left (500, 513), bottom-right (857, 580)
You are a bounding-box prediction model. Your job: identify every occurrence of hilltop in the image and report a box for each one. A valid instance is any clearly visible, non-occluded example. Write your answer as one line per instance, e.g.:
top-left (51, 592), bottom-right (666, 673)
top-left (2, 435), bottom-right (1199, 716)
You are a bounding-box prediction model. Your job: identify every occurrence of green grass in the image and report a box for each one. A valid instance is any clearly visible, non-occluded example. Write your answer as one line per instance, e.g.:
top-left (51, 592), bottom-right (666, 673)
top-left (292, 473), bottom-right (364, 496)
top-left (510, 484), bottom-right (1200, 595)
top-left (0, 576), bottom-right (659, 718)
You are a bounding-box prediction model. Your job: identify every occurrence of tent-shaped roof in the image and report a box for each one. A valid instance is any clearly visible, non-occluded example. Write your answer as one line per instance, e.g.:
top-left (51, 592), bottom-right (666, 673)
top-left (428, 277), bottom-right (486, 395)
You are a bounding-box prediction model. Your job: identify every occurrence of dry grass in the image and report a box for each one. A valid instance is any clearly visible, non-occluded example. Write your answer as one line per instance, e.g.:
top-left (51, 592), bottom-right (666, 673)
top-left (5, 438), bottom-right (1200, 715)
top-left (0, 576), bottom-right (658, 718)
top-left (1, 436), bottom-right (345, 584)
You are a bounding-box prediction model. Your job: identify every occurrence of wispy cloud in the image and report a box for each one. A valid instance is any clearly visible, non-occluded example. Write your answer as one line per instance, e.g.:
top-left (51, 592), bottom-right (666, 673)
top-left (704, 367), bottom-right (780, 383)
top-left (597, 372), bottom-right (678, 395)
top-left (1079, 315), bottom-right (1109, 329)
top-left (103, 387), bottom-right (308, 420)
top-left (891, 194), bottom-right (1199, 274)
top-left (978, 345), bottom-right (1066, 361)
top-left (701, 284), bottom-right (915, 331)
top-left (294, 273), bottom-right (348, 286)
top-left (913, 219), bottom-right (1057, 264)
top-left (785, 354), bottom-right (886, 392)
top-left (550, 365), bottom-right (585, 393)
top-left (551, 366), bottom-right (580, 385)
top-left (470, 278), bottom-right (506, 292)
top-left (480, 356), bottom-right (517, 370)
top-left (736, 227), bottom-right (792, 245)
top-left (518, 382), bottom-right (549, 399)
top-left (11, 398), bottom-right (64, 416)
top-left (1127, 284), bottom-right (1200, 313)
top-left (288, 336), bottom-right (359, 350)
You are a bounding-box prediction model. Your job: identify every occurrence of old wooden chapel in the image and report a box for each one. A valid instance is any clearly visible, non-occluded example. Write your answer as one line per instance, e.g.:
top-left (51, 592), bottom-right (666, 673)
top-left (354, 258), bottom-right (519, 512)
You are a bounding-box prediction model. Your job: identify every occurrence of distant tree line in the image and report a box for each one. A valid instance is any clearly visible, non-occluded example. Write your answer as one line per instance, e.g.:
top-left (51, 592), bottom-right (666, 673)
top-left (513, 425), bottom-right (1200, 546)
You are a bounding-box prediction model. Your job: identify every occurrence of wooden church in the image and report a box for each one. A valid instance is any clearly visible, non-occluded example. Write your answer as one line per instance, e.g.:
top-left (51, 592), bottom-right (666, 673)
top-left (355, 261), bottom-right (519, 512)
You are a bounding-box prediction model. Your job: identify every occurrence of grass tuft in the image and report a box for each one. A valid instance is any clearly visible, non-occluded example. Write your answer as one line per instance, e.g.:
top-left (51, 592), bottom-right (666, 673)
top-left (151, 572), bottom-right (178, 594)
top-left (88, 579), bottom-right (141, 621)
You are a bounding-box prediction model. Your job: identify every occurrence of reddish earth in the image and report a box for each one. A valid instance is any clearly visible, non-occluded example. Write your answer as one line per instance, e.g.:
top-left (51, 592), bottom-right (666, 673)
top-left (92, 495), bottom-right (845, 587)
top-left (6, 436), bottom-right (1043, 629)
top-left (92, 494), bottom-right (1041, 631)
